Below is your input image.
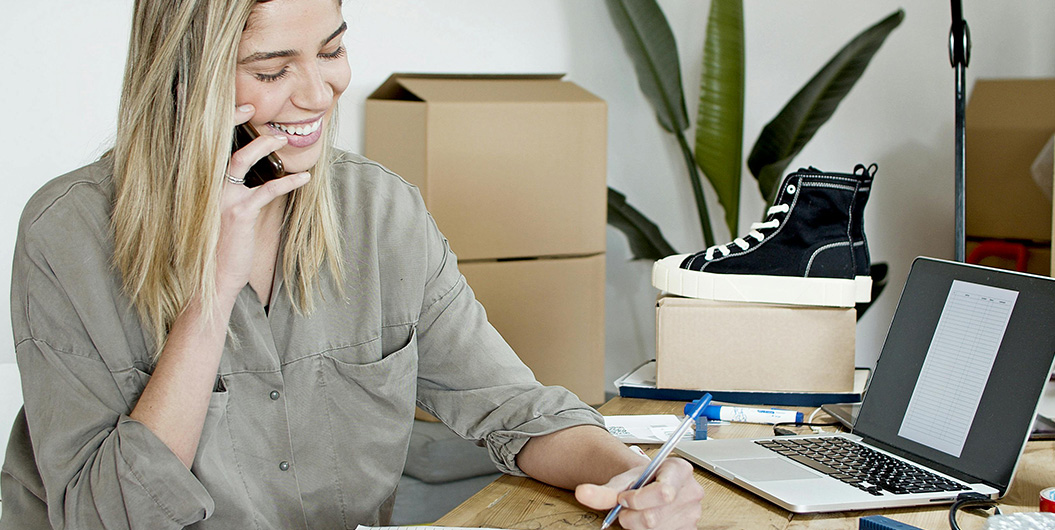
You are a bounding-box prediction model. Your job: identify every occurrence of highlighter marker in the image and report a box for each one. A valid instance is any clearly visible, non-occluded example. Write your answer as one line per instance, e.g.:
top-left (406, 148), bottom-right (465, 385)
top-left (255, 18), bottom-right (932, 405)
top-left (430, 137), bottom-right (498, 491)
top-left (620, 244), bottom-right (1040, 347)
top-left (683, 403), bottom-right (803, 424)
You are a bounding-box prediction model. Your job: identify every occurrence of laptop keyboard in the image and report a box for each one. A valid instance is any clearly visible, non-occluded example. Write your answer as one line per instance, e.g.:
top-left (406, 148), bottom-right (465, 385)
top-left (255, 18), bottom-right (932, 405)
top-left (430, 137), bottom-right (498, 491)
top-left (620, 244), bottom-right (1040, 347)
top-left (755, 437), bottom-right (971, 496)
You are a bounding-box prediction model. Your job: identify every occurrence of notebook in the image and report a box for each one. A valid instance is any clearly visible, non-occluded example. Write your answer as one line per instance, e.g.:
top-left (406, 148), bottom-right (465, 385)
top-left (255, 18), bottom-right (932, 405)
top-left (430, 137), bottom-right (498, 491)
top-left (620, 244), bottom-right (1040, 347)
top-left (615, 360), bottom-right (870, 406)
top-left (674, 257), bottom-right (1055, 513)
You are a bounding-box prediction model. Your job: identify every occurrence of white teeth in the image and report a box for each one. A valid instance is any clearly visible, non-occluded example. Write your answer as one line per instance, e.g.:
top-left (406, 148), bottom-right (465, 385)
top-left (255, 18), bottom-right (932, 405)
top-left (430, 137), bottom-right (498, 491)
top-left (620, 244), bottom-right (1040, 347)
top-left (271, 119), bottom-right (321, 136)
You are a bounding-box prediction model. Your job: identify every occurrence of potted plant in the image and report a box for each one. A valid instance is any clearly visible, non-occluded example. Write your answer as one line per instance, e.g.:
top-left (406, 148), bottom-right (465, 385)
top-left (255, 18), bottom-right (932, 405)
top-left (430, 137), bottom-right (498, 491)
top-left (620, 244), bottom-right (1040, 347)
top-left (605, 0), bottom-right (903, 313)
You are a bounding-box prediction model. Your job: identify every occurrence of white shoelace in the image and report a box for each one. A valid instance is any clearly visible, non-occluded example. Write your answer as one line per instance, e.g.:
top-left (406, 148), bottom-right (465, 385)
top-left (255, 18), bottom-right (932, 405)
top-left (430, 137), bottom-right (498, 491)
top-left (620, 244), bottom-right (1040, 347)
top-left (703, 204), bottom-right (790, 260)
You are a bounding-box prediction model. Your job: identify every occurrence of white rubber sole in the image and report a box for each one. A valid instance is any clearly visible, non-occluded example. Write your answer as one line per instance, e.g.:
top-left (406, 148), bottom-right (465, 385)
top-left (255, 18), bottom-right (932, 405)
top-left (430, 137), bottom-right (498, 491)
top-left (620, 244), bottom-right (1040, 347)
top-left (653, 254), bottom-right (869, 308)
top-left (855, 275), bottom-right (872, 304)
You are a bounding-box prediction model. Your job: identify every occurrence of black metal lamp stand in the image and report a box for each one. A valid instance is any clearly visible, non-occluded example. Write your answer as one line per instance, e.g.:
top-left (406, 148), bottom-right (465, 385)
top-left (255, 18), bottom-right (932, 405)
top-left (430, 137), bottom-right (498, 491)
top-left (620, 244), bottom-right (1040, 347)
top-left (950, 0), bottom-right (971, 262)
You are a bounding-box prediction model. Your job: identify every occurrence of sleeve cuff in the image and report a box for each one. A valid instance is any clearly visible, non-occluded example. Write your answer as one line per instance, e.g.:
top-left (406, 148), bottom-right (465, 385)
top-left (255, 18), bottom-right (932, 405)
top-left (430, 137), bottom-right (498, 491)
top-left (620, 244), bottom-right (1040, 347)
top-left (115, 415), bottom-right (215, 526)
top-left (484, 409), bottom-right (605, 477)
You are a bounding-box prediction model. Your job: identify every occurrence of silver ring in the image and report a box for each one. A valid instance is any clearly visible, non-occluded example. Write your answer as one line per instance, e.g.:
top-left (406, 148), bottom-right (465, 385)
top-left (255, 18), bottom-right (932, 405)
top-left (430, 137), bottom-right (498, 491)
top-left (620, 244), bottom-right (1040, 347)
top-left (225, 172), bottom-right (246, 185)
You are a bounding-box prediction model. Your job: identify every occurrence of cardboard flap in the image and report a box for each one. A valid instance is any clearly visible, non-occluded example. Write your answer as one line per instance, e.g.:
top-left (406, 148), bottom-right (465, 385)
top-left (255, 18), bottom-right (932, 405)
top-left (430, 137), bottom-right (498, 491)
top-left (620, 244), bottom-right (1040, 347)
top-left (368, 74), bottom-right (426, 102)
top-left (368, 73), bottom-right (603, 103)
top-left (968, 79), bottom-right (1055, 130)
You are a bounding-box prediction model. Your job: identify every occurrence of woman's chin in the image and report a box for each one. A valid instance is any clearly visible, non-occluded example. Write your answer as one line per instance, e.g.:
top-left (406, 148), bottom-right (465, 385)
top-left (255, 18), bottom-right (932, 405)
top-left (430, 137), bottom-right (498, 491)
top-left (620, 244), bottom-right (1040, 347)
top-left (276, 146), bottom-right (323, 175)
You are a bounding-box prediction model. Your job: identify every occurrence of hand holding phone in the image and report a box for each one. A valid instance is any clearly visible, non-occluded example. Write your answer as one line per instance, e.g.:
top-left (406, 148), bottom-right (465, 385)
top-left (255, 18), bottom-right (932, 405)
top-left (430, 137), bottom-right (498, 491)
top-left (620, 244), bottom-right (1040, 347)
top-left (233, 124), bottom-right (286, 187)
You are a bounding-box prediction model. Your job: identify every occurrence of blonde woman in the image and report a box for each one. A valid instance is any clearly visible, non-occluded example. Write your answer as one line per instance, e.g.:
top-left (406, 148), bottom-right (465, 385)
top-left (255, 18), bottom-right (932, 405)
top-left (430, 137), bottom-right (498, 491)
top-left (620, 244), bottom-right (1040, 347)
top-left (0, 0), bottom-right (704, 528)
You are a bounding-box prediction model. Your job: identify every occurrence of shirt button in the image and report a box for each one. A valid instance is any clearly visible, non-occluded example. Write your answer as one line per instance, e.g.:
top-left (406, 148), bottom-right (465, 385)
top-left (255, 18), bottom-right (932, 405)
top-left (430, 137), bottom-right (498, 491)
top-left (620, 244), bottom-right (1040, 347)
top-left (279, 461), bottom-right (290, 471)
top-left (269, 390), bottom-right (280, 400)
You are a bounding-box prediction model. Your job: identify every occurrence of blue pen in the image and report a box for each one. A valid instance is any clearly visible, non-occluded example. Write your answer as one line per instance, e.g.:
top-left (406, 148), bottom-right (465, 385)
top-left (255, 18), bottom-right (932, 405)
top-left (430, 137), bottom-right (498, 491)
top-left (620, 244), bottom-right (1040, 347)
top-left (600, 393), bottom-right (712, 530)
top-left (682, 403), bottom-right (803, 425)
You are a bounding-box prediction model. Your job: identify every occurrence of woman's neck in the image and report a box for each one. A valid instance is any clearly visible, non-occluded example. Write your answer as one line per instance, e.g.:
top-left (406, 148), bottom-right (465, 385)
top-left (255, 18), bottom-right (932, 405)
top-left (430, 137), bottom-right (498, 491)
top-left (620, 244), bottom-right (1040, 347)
top-left (248, 196), bottom-right (287, 308)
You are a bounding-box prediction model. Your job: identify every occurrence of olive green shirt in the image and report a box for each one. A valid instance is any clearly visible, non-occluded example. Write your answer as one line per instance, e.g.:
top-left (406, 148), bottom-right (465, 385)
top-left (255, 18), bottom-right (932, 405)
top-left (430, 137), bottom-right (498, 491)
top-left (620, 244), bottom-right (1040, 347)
top-left (0, 153), bottom-right (604, 529)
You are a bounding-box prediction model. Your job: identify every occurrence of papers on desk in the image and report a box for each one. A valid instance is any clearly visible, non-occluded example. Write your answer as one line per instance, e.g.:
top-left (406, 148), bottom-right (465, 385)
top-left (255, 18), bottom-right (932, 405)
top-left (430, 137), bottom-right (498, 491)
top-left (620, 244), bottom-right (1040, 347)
top-left (615, 360), bottom-right (869, 407)
top-left (604, 414), bottom-right (696, 444)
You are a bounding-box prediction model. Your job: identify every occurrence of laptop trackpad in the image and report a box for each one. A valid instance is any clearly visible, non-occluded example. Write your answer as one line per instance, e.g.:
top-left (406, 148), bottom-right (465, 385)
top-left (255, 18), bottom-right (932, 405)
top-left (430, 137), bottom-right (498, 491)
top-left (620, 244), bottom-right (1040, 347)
top-left (718, 458), bottom-right (822, 481)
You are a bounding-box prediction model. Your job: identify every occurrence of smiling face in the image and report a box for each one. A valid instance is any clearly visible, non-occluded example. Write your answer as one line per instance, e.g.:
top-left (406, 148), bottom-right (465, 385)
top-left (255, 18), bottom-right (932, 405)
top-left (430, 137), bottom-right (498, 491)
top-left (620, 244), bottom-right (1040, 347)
top-left (235, 0), bottom-right (350, 173)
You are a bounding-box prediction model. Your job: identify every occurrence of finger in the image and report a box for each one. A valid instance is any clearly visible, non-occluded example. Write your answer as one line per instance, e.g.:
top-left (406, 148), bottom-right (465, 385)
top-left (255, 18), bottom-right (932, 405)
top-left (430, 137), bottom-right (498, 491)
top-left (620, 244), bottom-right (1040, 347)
top-left (574, 483), bottom-right (618, 511)
top-left (234, 103), bottom-right (255, 126)
top-left (618, 459), bottom-right (694, 511)
top-left (574, 464), bottom-right (643, 511)
top-left (616, 503), bottom-right (662, 530)
top-left (616, 470), bottom-right (705, 530)
top-left (246, 171), bottom-right (312, 208)
top-left (617, 499), bottom-right (701, 530)
top-left (229, 135), bottom-right (288, 179)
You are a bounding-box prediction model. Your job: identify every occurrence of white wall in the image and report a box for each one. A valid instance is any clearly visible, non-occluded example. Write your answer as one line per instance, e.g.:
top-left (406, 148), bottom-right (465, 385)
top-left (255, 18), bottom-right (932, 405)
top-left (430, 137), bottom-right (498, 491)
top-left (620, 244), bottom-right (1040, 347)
top-left (2, 1), bottom-right (1053, 392)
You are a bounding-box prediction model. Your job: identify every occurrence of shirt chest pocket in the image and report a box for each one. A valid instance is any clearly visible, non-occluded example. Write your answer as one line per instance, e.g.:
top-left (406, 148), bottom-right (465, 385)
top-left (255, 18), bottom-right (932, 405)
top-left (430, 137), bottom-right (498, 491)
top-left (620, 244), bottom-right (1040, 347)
top-left (322, 323), bottom-right (417, 365)
top-left (320, 326), bottom-right (418, 421)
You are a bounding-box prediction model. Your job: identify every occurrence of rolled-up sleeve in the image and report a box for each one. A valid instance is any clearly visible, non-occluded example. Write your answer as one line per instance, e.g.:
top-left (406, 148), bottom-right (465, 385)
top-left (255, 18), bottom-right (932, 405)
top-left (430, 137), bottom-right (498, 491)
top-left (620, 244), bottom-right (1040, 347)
top-left (12, 205), bottom-right (214, 529)
top-left (20, 347), bottom-right (214, 529)
top-left (412, 212), bottom-right (605, 476)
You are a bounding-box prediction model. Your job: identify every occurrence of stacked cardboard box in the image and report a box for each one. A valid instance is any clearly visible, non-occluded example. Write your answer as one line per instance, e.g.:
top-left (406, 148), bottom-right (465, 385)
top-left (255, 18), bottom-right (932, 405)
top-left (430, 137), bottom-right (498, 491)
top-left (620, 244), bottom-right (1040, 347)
top-left (966, 78), bottom-right (1055, 276)
top-left (365, 74), bottom-right (607, 404)
top-left (655, 296), bottom-right (856, 394)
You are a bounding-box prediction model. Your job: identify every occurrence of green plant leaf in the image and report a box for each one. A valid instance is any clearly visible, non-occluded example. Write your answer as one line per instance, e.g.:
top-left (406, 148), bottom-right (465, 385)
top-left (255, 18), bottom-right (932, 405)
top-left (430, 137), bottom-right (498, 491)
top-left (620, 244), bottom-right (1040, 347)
top-left (607, 187), bottom-right (677, 260)
top-left (694, 0), bottom-right (744, 237)
top-left (747, 9), bottom-right (904, 202)
top-left (605, 0), bottom-right (689, 133)
top-left (606, 0), bottom-right (715, 246)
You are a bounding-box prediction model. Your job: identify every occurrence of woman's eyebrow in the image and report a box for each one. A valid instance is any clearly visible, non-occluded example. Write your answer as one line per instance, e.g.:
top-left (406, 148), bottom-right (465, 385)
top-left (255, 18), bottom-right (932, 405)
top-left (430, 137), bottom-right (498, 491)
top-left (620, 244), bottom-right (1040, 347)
top-left (239, 22), bottom-right (348, 65)
top-left (240, 49), bottom-right (296, 64)
top-left (322, 21), bottom-right (348, 45)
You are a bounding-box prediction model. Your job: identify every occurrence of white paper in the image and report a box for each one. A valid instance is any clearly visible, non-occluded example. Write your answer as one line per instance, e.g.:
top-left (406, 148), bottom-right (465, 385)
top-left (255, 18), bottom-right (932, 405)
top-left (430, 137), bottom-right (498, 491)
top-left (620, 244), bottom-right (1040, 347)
top-left (604, 414), bottom-right (695, 444)
top-left (898, 280), bottom-right (1018, 457)
top-left (614, 361), bottom-right (658, 389)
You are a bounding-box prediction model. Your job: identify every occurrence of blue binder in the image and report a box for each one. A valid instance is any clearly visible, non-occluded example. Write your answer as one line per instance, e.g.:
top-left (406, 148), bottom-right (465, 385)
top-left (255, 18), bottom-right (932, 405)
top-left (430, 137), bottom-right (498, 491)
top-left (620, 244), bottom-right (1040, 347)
top-left (614, 361), bottom-right (868, 407)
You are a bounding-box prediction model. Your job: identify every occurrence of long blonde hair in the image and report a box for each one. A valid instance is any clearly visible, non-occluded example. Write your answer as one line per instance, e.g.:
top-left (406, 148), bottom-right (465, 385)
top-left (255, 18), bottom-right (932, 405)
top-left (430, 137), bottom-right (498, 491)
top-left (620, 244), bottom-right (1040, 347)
top-left (112, 0), bottom-right (344, 354)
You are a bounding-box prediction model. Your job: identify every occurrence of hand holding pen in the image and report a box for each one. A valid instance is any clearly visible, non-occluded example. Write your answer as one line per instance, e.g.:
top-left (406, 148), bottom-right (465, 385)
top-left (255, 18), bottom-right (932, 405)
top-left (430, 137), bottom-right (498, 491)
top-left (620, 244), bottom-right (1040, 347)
top-left (598, 393), bottom-right (712, 530)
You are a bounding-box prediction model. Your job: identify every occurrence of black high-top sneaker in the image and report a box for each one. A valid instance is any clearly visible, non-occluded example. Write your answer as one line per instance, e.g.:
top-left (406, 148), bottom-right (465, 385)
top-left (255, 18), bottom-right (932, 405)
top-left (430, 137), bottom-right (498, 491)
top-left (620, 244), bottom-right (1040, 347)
top-left (851, 164), bottom-right (877, 303)
top-left (652, 164), bottom-right (877, 307)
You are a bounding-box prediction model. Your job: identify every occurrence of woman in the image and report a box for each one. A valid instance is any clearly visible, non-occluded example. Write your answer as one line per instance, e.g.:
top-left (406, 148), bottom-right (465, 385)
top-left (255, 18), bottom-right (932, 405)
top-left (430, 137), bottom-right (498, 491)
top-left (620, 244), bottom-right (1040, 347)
top-left (0, 0), bottom-right (704, 528)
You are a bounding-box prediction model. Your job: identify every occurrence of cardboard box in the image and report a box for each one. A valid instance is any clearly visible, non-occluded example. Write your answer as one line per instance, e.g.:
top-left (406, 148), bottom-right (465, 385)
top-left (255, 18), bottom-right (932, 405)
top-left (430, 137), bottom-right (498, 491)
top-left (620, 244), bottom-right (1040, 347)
top-left (365, 74), bottom-right (607, 261)
top-left (460, 254), bottom-right (605, 405)
top-left (966, 79), bottom-right (1055, 243)
top-left (655, 297), bottom-right (855, 393)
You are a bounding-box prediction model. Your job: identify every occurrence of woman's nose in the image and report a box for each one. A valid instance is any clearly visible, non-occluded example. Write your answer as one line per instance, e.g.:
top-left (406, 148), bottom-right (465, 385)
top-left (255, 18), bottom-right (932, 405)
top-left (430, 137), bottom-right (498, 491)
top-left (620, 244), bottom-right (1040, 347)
top-left (292, 64), bottom-right (333, 110)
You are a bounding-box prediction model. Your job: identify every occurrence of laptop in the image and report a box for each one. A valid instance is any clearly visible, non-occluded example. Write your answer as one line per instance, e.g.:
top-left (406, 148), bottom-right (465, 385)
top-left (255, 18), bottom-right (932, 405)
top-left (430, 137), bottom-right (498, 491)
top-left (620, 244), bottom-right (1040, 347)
top-left (674, 257), bottom-right (1055, 513)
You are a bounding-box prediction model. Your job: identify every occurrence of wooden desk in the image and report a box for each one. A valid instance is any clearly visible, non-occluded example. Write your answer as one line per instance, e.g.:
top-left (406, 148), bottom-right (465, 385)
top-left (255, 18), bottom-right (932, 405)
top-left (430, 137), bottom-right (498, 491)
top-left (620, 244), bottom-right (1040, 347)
top-left (436, 397), bottom-right (1055, 530)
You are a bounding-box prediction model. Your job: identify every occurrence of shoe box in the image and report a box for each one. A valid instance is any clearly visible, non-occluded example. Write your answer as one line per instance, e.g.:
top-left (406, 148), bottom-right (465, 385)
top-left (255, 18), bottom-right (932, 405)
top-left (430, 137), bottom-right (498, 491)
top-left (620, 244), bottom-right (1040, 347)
top-left (655, 296), bottom-right (856, 393)
top-left (966, 78), bottom-right (1055, 276)
top-left (365, 74), bottom-right (608, 404)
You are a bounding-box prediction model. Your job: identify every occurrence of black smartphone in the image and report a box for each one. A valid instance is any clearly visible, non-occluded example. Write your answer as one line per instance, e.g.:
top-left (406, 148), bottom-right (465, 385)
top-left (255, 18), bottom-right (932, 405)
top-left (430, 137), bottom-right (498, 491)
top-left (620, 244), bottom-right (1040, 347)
top-left (820, 403), bottom-right (860, 429)
top-left (1033, 414), bottom-right (1055, 441)
top-left (233, 123), bottom-right (285, 187)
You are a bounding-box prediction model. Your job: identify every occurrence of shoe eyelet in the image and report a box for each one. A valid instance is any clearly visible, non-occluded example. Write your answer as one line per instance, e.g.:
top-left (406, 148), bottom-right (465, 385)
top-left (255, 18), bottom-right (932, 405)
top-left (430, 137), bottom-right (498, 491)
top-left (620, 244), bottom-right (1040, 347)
top-left (786, 183), bottom-right (797, 195)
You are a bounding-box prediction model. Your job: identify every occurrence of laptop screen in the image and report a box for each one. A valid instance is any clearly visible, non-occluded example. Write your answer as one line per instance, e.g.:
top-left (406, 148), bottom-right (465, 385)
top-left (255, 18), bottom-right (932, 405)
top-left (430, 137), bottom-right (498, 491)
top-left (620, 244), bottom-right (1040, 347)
top-left (853, 257), bottom-right (1055, 493)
